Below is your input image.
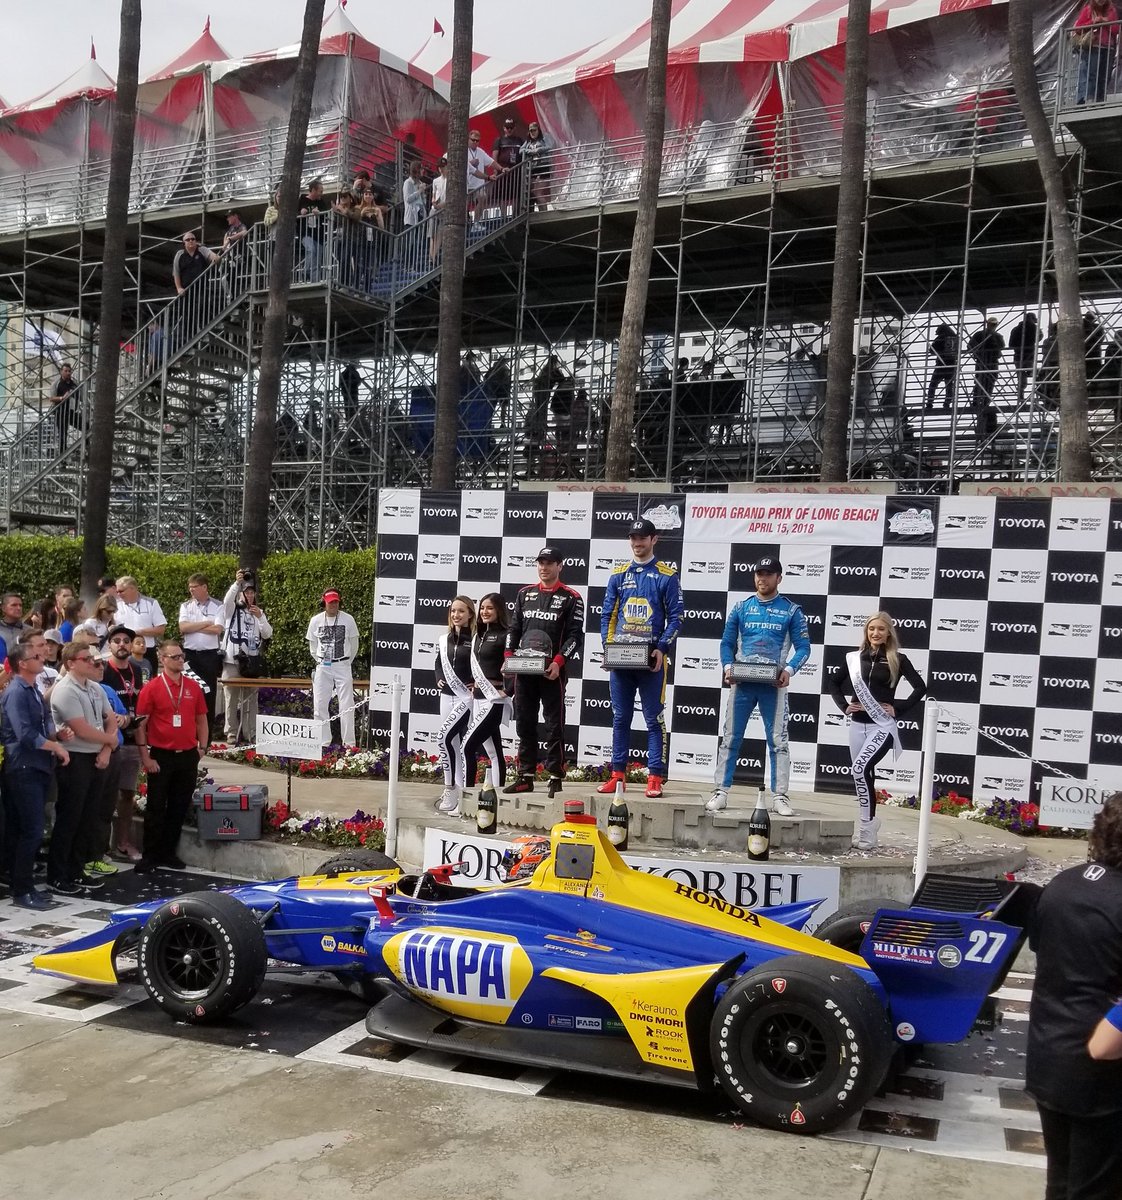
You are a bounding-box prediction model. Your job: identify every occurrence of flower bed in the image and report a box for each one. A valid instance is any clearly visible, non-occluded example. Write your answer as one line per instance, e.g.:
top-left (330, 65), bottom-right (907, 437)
top-left (262, 800), bottom-right (386, 850)
top-left (882, 788), bottom-right (1081, 837)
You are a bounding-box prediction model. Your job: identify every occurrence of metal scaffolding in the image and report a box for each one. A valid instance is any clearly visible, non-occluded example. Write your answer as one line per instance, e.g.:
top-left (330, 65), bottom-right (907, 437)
top-left (1, 71), bottom-right (1121, 551)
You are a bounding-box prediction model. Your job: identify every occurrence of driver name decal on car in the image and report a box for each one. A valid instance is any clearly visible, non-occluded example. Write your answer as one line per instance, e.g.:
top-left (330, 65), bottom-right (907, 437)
top-left (383, 927), bottom-right (533, 1022)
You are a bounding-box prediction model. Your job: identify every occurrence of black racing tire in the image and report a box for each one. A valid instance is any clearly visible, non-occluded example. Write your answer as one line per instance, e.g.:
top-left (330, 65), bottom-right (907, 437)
top-left (813, 898), bottom-right (898, 956)
top-left (317, 849), bottom-right (399, 877)
top-left (710, 958), bottom-right (894, 1133)
top-left (139, 891), bottom-right (267, 1022)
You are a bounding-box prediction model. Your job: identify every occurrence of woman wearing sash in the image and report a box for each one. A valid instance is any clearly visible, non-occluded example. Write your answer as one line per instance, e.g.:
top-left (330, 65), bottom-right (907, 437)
top-left (455, 593), bottom-right (512, 815)
top-left (435, 597), bottom-right (476, 813)
top-left (828, 611), bottom-right (926, 851)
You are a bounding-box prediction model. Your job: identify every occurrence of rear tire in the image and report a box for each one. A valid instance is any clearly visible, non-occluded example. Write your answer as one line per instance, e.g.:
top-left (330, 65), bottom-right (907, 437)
top-left (317, 849), bottom-right (399, 877)
top-left (710, 958), bottom-right (893, 1133)
top-left (139, 891), bottom-right (267, 1022)
top-left (813, 898), bottom-right (897, 956)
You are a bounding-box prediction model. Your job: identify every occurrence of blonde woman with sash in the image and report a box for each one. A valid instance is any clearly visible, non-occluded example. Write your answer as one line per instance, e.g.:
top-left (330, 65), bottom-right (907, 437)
top-left (435, 596), bottom-right (475, 813)
top-left (456, 593), bottom-right (512, 814)
top-left (827, 611), bottom-right (926, 851)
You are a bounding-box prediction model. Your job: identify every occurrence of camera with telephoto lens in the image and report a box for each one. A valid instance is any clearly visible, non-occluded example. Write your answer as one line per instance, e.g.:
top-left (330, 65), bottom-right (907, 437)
top-left (239, 569), bottom-right (257, 591)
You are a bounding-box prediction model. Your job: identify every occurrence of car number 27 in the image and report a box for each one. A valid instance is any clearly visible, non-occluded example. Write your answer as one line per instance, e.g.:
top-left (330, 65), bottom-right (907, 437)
top-left (964, 930), bottom-right (1007, 964)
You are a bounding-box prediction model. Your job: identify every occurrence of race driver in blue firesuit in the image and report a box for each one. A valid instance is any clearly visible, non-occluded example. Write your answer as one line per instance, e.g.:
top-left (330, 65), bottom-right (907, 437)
top-left (707, 556), bottom-right (810, 816)
top-left (598, 518), bottom-right (685, 799)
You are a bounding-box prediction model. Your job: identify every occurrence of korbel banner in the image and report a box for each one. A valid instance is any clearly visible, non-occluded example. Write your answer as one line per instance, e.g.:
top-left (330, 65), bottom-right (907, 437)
top-left (1039, 775), bottom-right (1121, 829)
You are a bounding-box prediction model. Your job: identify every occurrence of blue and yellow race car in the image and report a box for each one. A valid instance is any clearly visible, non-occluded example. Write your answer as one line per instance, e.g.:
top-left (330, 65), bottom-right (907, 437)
top-left (33, 808), bottom-right (1033, 1134)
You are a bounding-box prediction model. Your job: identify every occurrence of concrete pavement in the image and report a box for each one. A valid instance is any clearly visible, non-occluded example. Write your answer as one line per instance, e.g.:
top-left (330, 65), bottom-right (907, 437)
top-left (0, 1012), bottom-right (1044, 1200)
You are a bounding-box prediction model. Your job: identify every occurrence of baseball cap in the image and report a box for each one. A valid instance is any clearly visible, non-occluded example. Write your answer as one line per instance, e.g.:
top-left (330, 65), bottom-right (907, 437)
top-left (107, 624), bottom-right (136, 642)
top-left (628, 518), bottom-right (657, 537)
top-left (44, 628), bottom-right (63, 645)
top-left (323, 589), bottom-right (341, 603)
top-left (536, 546), bottom-right (564, 563)
top-left (986, 316), bottom-right (999, 325)
top-left (754, 556), bottom-right (783, 574)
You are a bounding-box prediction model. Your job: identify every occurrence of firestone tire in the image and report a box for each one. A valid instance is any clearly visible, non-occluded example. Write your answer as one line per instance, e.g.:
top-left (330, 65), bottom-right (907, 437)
top-left (710, 958), bottom-right (893, 1133)
top-left (139, 891), bottom-right (267, 1023)
top-left (813, 899), bottom-right (898, 956)
top-left (317, 849), bottom-right (399, 877)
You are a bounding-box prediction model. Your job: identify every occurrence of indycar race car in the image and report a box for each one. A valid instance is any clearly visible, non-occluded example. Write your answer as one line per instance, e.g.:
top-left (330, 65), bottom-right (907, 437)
top-left (33, 808), bottom-right (1035, 1134)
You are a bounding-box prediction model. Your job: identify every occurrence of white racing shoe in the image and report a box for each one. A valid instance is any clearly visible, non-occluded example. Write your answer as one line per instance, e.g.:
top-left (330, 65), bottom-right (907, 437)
top-left (856, 815), bottom-right (882, 850)
top-left (437, 787), bottom-right (461, 814)
top-left (772, 795), bottom-right (795, 817)
top-left (706, 788), bottom-right (728, 812)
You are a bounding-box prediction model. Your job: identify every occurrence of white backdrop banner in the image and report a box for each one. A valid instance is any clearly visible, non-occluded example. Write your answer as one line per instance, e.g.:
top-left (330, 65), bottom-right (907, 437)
top-left (1039, 775), bottom-right (1122, 829)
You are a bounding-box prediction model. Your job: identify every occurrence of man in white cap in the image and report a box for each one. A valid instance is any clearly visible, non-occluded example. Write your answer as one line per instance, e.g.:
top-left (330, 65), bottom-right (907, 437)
top-left (306, 589), bottom-right (360, 746)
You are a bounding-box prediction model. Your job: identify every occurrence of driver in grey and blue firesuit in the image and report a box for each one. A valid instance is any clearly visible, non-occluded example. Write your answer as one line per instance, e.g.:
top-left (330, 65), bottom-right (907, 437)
top-left (708, 557), bottom-right (810, 817)
top-left (598, 518), bottom-right (685, 800)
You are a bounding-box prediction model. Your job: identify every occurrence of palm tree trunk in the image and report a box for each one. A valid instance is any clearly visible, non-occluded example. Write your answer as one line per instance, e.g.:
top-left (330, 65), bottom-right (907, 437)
top-left (604, 0), bottom-right (672, 482)
top-left (1008, 0), bottom-right (1091, 480)
top-left (239, 0), bottom-right (326, 568)
top-left (819, 0), bottom-right (871, 482)
top-left (79, 0), bottom-right (141, 600)
top-left (432, 0), bottom-right (474, 490)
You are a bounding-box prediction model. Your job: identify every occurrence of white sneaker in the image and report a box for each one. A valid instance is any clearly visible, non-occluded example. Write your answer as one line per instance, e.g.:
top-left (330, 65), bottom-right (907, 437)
top-left (437, 787), bottom-right (460, 813)
top-left (706, 788), bottom-right (728, 812)
top-left (856, 816), bottom-right (882, 851)
top-left (772, 795), bottom-right (795, 817)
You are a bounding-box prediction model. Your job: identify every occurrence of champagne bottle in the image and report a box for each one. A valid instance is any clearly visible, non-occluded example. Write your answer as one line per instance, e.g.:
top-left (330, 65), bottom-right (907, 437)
top-left (606, 779), bottom-right (629, 851)
top-left (747, 788), bottom-right (770, 862)
top-left (477, 766), bottom-right (497, 834)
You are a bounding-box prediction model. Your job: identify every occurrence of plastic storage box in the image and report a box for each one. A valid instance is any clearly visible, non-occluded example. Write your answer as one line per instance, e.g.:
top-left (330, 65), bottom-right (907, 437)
top-left (192, 783), bottom-right (268, 841)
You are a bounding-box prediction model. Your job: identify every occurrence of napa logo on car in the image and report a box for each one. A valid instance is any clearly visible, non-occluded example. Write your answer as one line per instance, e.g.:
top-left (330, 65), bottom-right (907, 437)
top-left (383, 927), bottom-right (533, 1022)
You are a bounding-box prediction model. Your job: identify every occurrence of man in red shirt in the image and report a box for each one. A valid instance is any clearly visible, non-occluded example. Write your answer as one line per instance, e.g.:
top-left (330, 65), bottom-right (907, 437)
top-left (134, 641), bottom-right (208, 873)
top-left (1073, 0), bottom-right (1120, 104)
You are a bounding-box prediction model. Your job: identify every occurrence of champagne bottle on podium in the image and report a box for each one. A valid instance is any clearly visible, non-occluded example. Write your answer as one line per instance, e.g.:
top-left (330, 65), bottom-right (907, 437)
top-left (747, 788), bottom-right (771, 862)
top-left (477, 767), bottom-right (497, 834)
top-left (607, 779), bottom-right (629, 851)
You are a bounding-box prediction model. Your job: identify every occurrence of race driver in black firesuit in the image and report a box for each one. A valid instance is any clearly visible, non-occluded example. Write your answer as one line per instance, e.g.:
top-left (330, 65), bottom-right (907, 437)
top-left (503, 546), bottom-right (584, 797)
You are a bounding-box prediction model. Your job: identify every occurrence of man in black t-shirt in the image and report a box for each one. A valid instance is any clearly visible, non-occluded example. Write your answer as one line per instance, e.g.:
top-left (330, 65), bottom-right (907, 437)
top-left (1027, 790), bottom-right (1122, 1200)
top-left (299, 178), bottom-right (331, 280)
top-left (52, 363), bottom-right (78, 451)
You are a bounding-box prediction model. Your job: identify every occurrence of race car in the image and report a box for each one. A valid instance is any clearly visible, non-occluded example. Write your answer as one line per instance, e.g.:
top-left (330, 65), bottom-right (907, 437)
top-left (32, 808), bottom-right (1034, 1134)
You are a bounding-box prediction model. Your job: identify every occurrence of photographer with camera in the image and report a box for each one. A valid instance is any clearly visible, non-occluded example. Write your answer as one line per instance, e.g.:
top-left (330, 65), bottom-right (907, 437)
top-left (221, 570), bottom-right (272, 745)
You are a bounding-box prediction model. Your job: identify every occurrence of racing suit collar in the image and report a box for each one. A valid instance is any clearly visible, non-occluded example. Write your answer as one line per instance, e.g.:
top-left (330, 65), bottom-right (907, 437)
top-left (632, 554), bottom-right (655, 566)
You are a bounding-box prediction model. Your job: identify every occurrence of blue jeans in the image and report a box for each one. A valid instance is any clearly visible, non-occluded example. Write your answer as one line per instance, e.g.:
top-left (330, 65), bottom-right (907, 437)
top-left (712, 682), bottom-right (790, 797)
top-left (1077, 46), bottom-right (1112, 104)
top-left (608, 663), bottom-right (668, 776)
top-left (2, 764), bottom-right (50, 895)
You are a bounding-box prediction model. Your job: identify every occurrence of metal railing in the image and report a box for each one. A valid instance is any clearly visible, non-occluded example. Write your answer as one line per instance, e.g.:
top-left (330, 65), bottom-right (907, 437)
top-left (1058, 18), bottom-right (1122, 106)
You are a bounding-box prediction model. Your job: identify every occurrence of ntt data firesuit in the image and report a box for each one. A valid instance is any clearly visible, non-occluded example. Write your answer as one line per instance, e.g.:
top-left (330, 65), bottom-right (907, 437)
top-left (601, 558), bottom-right (685, 777)
top-left (506, 581), bottom-right (584, 779)
top-left (713, 594), bottom-right (811, 799)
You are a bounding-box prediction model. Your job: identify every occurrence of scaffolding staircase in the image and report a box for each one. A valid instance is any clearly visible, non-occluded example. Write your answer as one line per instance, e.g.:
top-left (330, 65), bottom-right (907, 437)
top-left (0, 191), bottom-right (529, 543)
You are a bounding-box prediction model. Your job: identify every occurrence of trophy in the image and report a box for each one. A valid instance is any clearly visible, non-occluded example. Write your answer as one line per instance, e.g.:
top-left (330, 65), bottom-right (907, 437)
top-left (728, 654), bottom-right (781, 684)
top-left (603, 640), bottom-right (653, 670)
top-left (502, 628), bottom-right (551, 676)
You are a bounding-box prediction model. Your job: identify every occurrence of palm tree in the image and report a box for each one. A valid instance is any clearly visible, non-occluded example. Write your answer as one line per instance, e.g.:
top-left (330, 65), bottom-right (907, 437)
top-left (819, 0), bottom-right (871, 482)
top-left (79, 0), bottom-right (141, 599)
top-left (604, 0), bottom-right (672, 481)
top-left (240, 0), bottom-right (326, 568)
top-left (431, 0), bottom-right (474, 490)
top-left (1008, 0), bottom-right (1091, 480)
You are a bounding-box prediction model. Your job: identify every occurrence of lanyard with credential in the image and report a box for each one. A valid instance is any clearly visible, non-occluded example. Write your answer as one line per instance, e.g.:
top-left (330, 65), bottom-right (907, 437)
top-left (163, 672), bottom-right (186, 728)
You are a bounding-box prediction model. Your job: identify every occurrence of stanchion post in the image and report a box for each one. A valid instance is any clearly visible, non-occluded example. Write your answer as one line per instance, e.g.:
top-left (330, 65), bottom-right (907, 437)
top-left (384, 674), bottom-right (404, 858)
top-left (914, 700), bottom-right (939, 892)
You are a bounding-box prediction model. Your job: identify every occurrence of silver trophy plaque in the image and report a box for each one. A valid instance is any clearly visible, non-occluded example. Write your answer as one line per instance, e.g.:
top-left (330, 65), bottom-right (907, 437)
top-left (603, 642), bottom-right (653, 670)
top-left (729, 658), bottom-right (781, 684)
top-left (502, 651), bottom-right (549, 676)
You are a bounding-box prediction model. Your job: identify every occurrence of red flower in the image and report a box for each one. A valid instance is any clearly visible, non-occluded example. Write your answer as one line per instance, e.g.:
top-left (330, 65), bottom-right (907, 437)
top-left (245, 748), bottom-right (258, 762)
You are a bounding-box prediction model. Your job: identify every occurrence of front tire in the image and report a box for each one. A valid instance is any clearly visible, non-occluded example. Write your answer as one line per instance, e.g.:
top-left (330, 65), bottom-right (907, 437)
top-left (710, 958), bottom-right (893, 1133)
top-left (317, 849), bottom-right (399, 877)
top-left (139, 891), bottom-right (267, 1022)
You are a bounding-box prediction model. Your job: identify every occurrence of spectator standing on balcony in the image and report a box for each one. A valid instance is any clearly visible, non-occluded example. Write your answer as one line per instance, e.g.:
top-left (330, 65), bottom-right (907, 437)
top-left (492, 118), bottom-right (524, 213)
top-left (924, 325), bottom-right (958, 411)
top-left (466, 130), bottom-right (496, 221)
top-left (299, 178), bottom-right (331, 280)
top-left (1008, 312), bottom-right (1042, 401)
top-left (51, 363), bottom-right (78, 452)
top-left (1072, 0), bottom-right (1120, 105)
top-left (349, 169), bottom-right (371, 203)
top-left (430, 158), bottom-right (449, 263)
top-left (222, 210), bottom-right (248, 257)
top-left (403, 159), bottom-right (428, 229)
top-left (969, 316), bottom-right (1004, 407)
top-left (172, 232), bottom-right (217, 296)
top-left (523, 122), bottom-right (554, 209)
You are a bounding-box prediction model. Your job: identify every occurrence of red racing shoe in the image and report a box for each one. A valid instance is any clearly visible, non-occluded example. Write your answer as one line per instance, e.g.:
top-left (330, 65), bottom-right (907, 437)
top-left (596, 771), bottom-right (626, 795)
top-left (645, 775), bottom-right (664, 799)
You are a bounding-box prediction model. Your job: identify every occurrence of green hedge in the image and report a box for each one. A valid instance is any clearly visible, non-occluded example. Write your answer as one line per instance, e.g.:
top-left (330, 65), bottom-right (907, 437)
top-left (0, 537), bottom-right (377, 676)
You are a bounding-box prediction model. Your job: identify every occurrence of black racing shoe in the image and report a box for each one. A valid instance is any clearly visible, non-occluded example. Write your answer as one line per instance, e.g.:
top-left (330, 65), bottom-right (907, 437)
top-left (547, 776), bottom-right (563, 798)
top-left (503, 777), bottom-right (534, 795)
top-left (48, 878), bottom-right (82, 896)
